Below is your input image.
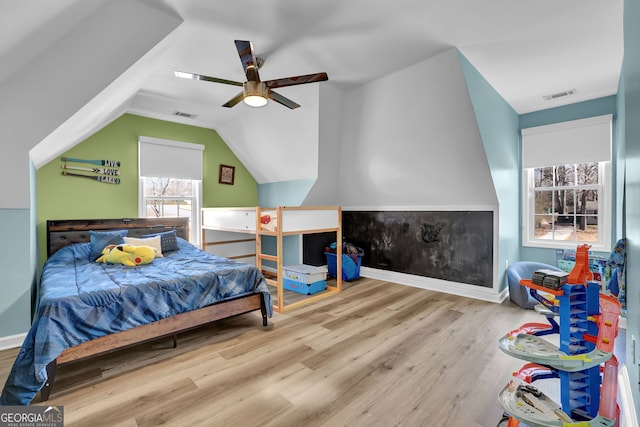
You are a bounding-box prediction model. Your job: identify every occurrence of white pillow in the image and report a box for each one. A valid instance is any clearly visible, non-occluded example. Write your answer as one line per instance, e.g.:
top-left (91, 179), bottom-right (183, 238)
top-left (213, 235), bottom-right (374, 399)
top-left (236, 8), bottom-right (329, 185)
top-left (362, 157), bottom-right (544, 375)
top-left (123, 235), bottom-right (163, 257)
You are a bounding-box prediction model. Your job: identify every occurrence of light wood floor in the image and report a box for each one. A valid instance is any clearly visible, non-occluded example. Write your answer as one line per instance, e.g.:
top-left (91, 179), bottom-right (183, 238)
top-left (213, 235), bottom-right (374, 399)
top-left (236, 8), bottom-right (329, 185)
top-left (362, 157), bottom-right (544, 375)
top-left (0, 278), bottom-right (543, 427)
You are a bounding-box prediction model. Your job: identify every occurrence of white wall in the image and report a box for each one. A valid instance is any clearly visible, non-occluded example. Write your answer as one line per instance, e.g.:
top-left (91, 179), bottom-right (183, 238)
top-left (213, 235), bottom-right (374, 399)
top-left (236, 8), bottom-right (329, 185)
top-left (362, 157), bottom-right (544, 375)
top-left (338, 48), bottom-right (497, 208)
top-left (217, 84), bottom-right (321, 184)
top-left (303, 84), bottom-right (344, 205)
top-left (0, 1), bottom-right (181, 208)
top-left (330, 48), bottom-right (501, 302)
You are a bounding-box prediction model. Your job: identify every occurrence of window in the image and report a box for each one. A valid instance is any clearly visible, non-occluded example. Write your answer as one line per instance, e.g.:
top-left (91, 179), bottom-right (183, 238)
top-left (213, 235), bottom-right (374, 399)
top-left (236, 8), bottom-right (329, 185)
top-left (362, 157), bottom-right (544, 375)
top-left (521, 115), bottom-right (612, 251)
top-left (138, 136), bottom-right (204, 244)
top-left (141, 177), bottom-right (200, 242)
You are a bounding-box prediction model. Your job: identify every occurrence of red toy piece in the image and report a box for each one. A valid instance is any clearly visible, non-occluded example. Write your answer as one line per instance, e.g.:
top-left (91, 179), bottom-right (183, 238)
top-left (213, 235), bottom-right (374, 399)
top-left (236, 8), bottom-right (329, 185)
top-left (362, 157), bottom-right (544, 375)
top-left (600, 355), bottom-right (620, 426)
top-left (506, 322), bottom-right (555, 338)
top-left (568, 244), bottom-right (593, 285)
top-left (513, 362), bottom-right (556, 383)
top-left (594, 294), bottom-right (621, 353)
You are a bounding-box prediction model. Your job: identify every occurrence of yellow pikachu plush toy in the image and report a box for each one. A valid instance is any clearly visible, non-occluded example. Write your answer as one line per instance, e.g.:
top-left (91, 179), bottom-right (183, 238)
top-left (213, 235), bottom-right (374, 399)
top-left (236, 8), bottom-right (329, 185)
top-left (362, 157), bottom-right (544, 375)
top-left (96, 244), bottom-right (156, 266)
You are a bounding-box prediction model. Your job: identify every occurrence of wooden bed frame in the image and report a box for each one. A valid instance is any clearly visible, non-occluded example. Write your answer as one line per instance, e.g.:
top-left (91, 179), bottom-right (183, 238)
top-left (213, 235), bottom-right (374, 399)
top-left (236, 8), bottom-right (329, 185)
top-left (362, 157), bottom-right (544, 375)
top-left (40, 218), bottom-right (268, 401)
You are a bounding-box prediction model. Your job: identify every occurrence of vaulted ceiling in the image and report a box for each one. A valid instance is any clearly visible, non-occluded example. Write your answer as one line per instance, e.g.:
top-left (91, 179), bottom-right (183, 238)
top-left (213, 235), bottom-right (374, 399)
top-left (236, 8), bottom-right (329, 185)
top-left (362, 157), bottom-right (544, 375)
top-left (129, 0), bottom-right (625, 124)
top-left (1, 0), bottom-right (623, 180)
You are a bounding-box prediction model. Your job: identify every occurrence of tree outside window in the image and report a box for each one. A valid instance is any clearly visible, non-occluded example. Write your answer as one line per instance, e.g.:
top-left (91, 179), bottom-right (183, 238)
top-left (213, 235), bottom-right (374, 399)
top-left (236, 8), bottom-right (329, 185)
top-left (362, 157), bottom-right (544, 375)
top-left (141, 177), bottom-right (199, 243)
top-left (527, 162), bottom-right (605, 248)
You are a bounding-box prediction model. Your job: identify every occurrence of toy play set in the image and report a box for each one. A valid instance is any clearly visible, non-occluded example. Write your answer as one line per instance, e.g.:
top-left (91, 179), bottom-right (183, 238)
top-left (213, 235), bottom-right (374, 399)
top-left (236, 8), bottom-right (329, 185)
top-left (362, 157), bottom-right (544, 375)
top-left (498, 244), bottom-right (621, 427)
top-left (282, 264), bottom-right (328, 295)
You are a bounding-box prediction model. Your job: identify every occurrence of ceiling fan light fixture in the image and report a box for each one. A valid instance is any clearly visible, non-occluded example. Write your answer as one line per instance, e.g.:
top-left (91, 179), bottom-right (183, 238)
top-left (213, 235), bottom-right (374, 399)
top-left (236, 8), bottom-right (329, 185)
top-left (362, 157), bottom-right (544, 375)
top-left (175, 40), bottom-right (328, 110)
top-left (243, 81), bottom-right (268, 107)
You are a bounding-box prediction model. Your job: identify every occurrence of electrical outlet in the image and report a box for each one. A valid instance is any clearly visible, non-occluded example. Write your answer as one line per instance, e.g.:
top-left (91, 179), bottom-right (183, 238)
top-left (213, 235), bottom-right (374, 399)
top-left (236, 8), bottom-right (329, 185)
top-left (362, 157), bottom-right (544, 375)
top-left (505, 259), bottom-right (509, 270)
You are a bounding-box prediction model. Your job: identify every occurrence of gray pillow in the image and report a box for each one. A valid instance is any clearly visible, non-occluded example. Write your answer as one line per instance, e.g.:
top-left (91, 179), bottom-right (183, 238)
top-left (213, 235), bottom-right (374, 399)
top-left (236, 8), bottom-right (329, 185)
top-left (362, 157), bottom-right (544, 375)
top-left (142, 230), bottom-right (179, 253)
top-left (89, 229), bottom-right (128, 260)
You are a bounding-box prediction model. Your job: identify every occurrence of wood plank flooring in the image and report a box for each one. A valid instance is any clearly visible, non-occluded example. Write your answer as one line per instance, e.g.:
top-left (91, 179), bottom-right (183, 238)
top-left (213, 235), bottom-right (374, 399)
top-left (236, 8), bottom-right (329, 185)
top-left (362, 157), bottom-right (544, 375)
top-left (0, 278), bottom-right (543, 427)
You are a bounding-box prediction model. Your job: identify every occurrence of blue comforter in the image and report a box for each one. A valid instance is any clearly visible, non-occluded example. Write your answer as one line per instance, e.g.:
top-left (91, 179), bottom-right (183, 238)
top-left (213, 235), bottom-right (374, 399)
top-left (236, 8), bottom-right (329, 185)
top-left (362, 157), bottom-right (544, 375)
top-left (0, 238), bottom-right (270, 405)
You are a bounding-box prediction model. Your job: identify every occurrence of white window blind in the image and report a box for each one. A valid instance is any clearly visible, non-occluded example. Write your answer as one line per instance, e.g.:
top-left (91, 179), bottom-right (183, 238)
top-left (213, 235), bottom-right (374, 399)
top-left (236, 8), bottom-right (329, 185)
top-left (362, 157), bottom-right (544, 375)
top-left (521, 114), bottom-right (612, 168)
top-left (138, 136), bottom-right (204, 180)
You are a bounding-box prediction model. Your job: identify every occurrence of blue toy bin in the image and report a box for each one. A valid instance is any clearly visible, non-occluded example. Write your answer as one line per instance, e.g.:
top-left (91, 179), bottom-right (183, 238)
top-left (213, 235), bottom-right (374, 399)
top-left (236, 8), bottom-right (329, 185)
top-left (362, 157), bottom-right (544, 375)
top-left (283, 278), bottom-right (327, 295)
top-left (325, 252), bottom-right (361, 281)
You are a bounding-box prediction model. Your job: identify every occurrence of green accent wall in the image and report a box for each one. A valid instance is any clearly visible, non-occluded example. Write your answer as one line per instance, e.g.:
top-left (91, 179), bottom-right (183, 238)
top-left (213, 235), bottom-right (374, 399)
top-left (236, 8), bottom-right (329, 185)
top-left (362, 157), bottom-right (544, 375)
top-left (36, 113), bottom-right (258, 263)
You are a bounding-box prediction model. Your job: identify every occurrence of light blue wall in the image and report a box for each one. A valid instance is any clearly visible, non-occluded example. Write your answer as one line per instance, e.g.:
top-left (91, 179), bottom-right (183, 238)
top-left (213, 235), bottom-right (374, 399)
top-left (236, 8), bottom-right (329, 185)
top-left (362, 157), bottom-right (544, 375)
top-left (520, 96), bottom-right (617, 129)
top-left (459, 51), bottom-right (520, 292)
top-left (518, 96), bottom-right (618, 265)
top-left (0, 209), bottom-right (34, 337)
top-left (258, 179), bottom-right (317, 266)
top-left (258, 179), bottom-right (316, 208)
top-left (0, 162), bottom-right (39, 340)
top-left (620, 0), bottom-right (640, 412)
top-left (29, 161), bottom-right (38, 318)
top-left (614, 90), bottom-right (626, 241)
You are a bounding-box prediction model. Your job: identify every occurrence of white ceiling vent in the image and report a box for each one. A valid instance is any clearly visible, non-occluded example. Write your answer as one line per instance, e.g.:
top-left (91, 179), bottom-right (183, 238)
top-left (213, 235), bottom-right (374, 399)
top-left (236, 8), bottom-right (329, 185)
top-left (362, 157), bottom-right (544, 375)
top-left (172, 111), bottom-right (198, 119)
top-left (543, 89), bottom-right (577, 101)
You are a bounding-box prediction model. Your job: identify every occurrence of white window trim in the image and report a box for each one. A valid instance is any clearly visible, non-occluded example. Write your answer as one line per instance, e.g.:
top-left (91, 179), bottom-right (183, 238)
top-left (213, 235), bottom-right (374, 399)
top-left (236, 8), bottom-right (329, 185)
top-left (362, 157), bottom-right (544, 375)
top-left (137, 180), bottom-right (202, 245)
top-left (521, 161), bottom-right (611, 252)
top-left (138, 176), bottom-right (202, 247)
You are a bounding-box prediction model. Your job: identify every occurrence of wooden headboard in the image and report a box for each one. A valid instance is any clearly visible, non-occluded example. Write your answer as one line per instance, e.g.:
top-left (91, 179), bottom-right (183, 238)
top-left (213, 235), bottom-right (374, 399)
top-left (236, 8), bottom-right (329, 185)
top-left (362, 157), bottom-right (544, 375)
top-left (46, 218), bottom-right (190, 257)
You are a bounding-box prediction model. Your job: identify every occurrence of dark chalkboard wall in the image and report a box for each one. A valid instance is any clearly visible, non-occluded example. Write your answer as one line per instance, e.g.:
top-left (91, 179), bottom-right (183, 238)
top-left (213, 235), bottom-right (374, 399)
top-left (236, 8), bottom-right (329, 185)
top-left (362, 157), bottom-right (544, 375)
top-left (340, 210), bottom-right (494, 287)
top-left (303, 232), bottom-right (337, 266)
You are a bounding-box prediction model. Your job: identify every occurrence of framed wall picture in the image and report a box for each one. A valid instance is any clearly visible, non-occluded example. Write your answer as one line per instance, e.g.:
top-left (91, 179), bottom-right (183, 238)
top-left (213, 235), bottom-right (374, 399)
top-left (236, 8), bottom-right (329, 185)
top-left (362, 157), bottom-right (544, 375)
top-left (219, 164), bottom-right (235, 185)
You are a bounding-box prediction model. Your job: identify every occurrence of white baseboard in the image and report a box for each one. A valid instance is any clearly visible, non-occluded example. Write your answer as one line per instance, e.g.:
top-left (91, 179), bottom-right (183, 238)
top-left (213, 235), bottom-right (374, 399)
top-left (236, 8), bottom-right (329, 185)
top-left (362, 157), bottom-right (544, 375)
top-left (619, 364), bottom-right (638, 427)
top-left (0, 333), bottom-right (26, 351)
top-left (360, 267), bottom-right (508, 304)
top-left (265, 265), bottom-right (510, 305)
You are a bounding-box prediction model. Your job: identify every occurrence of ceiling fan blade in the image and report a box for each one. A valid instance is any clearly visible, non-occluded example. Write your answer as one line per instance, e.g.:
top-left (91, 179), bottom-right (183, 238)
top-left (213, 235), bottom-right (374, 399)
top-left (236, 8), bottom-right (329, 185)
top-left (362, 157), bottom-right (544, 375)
top-left (234, 40), bottom-right (261, 82)
top-left (268, 90), bottom-right (301, 109)
top-left (264, 72), bottom-right (328, 89)
top-left (222, 91), bottom-right (245, 108)
top-left (174, 71), bottom-right (243, 87)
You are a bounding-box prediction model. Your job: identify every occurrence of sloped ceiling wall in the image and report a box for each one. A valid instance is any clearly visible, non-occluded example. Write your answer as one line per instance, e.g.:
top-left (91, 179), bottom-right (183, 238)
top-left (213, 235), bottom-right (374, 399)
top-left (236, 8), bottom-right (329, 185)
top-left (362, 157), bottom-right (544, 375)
top-left (216, 84), bottom-right (321, 184)
top-left (0, 1), bottom-right (181, 208)
top-left (333, 48), bottom-right (498, 208)
top-left (303, 84), bottom-right (344, 205)
top-left (5, 1), bottom-right (497, 212)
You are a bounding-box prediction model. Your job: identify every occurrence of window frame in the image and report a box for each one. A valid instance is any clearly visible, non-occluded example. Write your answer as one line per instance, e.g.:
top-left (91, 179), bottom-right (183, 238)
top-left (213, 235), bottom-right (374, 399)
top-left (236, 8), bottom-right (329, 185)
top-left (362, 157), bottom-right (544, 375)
top-left (138, 178), bottom-right (202, 245)
top-left (521, 115), bottom-right (612, 252)
top-left (522, 160), bottom-right (611, 252)
top-left (137, 136), bottom-right (204, 245)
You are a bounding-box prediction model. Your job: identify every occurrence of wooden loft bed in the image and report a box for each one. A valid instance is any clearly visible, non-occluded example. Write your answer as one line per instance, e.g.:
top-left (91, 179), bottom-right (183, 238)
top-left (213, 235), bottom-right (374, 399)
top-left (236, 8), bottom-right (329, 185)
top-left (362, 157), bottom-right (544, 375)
top-left (201, 206), bottom-right (343, 313)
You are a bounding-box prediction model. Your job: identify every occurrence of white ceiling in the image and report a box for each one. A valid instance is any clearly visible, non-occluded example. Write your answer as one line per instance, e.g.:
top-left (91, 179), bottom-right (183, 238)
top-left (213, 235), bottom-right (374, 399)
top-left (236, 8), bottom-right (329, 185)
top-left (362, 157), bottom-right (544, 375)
top-left (1, 0), bottom-right (624, 133)
top-left (131, 0), bottom-right (624, 128)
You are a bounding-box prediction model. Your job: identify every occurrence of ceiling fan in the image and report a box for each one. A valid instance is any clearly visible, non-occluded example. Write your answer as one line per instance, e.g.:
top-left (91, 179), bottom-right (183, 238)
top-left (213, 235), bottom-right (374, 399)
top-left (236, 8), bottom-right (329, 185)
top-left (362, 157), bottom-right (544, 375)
top-left (174, 40), bottom-right (328, 109)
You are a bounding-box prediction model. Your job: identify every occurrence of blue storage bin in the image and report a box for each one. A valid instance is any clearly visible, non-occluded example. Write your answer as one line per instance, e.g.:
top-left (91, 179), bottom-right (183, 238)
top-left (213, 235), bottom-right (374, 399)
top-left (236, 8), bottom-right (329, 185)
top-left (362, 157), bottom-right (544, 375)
top-left (283, 278), bottom-right (327, 295)
top-left (325, 252), bottom-right (361, 281)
